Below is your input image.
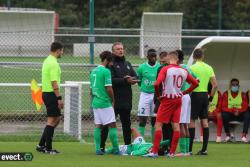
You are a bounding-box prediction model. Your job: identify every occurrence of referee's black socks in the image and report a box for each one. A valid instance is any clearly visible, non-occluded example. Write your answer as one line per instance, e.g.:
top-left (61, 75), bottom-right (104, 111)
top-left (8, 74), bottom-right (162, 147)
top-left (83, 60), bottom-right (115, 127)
top-left (188, 128), bottom-right (195, 153)
top-left (45, 125), bottom-right (55, 150)
top-left (202, 127), bottom-right (209, 152)
top-left (38, 126), bottom-right (47, 146)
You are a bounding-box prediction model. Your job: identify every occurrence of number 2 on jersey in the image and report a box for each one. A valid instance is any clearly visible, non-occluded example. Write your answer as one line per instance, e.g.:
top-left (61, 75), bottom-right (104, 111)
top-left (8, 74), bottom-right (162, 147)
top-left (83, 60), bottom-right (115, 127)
top-left (173, 75), bottom-right (183, 88)
top-left (140, 108), bottom-right (145, 115)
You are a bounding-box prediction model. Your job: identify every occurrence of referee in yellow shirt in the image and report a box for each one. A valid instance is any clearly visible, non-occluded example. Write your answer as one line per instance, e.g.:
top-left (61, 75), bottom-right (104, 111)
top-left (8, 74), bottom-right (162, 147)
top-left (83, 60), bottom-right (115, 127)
top-left (36, 41), bottom-right (64, 154)
top-left (189, 49), bottom-right (218, 155)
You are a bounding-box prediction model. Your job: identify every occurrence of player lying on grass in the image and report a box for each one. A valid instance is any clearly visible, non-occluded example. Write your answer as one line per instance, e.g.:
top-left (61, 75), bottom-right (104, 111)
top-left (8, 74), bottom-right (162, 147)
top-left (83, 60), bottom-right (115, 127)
top-left (105, 128), bottom-right (170, 156)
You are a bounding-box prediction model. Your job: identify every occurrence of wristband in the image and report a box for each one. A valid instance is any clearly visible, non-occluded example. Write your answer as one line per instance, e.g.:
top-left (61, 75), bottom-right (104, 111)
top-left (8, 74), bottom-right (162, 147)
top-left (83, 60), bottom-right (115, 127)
top-left (57, 96), bottom-right (62, 100)
top-left (208, 96), bottom-right (213, 102)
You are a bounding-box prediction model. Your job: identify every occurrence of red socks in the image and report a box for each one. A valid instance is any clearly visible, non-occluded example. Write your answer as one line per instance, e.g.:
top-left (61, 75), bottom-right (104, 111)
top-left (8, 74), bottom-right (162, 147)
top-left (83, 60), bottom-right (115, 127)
top-left (170, 131), bottom-right (180, 154)
top-left (152, 130), bottom-right (162, 154)
top-left (152, 130), bottom-right (181, 154)
top-left (217, 117), bottom-right (223, 137)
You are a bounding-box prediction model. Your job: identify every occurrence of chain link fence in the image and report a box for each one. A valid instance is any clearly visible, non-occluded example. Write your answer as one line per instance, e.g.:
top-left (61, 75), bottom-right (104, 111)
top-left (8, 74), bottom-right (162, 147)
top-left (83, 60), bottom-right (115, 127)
top-left (1, 28), bottom-right (249, 142)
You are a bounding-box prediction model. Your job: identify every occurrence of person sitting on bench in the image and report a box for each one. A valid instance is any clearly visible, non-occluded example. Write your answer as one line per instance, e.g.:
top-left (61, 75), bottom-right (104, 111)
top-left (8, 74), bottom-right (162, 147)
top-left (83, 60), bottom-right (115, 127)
top-left (221, 78), bottom-right (249, 142)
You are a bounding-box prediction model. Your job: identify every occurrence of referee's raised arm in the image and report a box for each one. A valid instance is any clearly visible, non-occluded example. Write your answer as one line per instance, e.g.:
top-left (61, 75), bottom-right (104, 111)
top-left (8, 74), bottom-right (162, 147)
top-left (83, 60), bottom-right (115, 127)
top-left (188, 48), bottom-right (218, 156)
top-left (36, 41), bottom-right (64, 155)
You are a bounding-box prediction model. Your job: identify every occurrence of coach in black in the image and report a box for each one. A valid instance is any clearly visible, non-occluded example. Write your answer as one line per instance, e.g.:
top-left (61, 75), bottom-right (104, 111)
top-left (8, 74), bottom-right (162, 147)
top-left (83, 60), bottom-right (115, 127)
top-left (36, 41), bottom-right (64, 154)
top-left (101, 42), bottom-right (138, 151)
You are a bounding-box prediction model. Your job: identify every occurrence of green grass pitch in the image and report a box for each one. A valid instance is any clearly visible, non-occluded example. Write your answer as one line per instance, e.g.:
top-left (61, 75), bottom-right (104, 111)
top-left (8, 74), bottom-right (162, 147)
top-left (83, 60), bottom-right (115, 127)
top-left (0, 142), bottom-right (250, 167)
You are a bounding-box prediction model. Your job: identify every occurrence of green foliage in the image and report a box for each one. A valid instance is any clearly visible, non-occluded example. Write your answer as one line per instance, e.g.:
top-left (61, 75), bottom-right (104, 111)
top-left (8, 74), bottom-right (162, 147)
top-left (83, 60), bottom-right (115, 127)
top-left (181, 0), bottom-right (218, 29)
top-left (224, 0), bottom-right (250, 29)
top-left (0, 0), bottom-right (250, 29)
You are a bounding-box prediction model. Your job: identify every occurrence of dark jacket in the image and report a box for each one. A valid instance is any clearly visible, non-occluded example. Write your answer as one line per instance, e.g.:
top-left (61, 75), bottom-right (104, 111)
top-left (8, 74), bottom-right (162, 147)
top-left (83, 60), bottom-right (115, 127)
top-left (110, 56), bottom-right (137, 110)
top-left (154, 64), bottom-right (168, 113)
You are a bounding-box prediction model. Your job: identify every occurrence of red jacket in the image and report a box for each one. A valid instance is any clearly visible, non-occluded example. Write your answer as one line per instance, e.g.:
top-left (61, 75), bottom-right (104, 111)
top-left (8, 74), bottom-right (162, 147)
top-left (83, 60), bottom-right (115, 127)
top-left (221, 91), bottom-right (248, 113)
top-left (246, 91), bottom-right (250, 107)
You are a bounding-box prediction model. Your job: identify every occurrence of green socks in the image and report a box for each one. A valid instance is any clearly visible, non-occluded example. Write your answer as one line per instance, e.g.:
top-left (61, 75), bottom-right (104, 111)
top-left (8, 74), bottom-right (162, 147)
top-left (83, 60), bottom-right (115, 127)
top-left (178, 137), bottom-right (190, 153)
top-left (94, 128), bottom-right (101, 151)
top-left (179, 138), bottom-right (186, 153)
top-left (95, 128), bottom-right (119, 153)
top-left (138, 126), bottom-right (145, 137)
top-left (185, 138), bottom-right (190, 153)
top-left (108, 128), bottom-right (119, 151)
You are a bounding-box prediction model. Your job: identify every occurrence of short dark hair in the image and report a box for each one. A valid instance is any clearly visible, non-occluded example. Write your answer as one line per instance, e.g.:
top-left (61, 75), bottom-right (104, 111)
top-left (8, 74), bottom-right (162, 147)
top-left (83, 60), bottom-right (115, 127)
top-left (193, 48), bottom-right (203, 59)
top-left (100, 51), bottom-right (113, 62)
top-left (147, 49), bottom-right (157, 57)
top-left (50, 41), bottom-right (64, 52)
top-left (230, 78), bottom-right (239, 84)
top-left (176, 49), bottom-right (184, 62)
top-left (159, 51), bottom-right (168, 59)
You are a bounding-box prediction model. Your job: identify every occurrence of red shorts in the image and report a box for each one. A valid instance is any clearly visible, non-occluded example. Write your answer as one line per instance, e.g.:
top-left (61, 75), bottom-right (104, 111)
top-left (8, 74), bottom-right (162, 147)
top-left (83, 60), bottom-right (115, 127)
top-left (156, 98), bottom-right (182, 123)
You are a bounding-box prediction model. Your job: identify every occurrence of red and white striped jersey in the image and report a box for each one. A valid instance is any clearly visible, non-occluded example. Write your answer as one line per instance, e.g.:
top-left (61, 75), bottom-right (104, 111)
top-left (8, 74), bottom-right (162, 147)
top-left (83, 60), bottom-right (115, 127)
top-left (154, 64), bottom-right (198, 99)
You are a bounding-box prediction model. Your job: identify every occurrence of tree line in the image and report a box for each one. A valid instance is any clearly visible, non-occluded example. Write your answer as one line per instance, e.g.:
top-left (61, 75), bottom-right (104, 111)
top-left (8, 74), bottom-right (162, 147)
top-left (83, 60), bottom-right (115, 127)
top-left (1, 0), bottom-right (250, 29)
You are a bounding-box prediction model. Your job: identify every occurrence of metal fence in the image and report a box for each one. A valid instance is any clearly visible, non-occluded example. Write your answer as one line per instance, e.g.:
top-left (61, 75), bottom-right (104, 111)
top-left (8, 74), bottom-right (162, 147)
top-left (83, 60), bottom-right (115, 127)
top-left (0, 28), bottom-right (249, 142)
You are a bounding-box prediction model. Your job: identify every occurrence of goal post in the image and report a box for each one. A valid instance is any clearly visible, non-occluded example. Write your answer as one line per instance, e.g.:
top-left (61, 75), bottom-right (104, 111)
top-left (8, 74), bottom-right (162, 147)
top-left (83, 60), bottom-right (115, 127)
top-left (140, 12), bottom-right (183, 58)
top-left (0, 9), bottom-right (57, 57)
top-left (63, 81), bottom-right (90, 141)
top-left (0, 82), bottom-right (84, 142)
top-left (64, 81), bottom-right (82, 141)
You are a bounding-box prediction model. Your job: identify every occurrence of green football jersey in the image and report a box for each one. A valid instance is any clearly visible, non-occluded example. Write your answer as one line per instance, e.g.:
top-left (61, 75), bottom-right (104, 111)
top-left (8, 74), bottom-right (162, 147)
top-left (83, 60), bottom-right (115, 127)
top-left (106, 139), bottom-right (170, 156)
top-left (181, 64), bottom-right (197, 92)
top-left (127, 142), bottom-right (153, 156)
top-left (127, 139), bottom-right (170, 156)
top-left (137, 62), bottom-right (160, 93)
top-left (90, 65), bottom-right (112, 108)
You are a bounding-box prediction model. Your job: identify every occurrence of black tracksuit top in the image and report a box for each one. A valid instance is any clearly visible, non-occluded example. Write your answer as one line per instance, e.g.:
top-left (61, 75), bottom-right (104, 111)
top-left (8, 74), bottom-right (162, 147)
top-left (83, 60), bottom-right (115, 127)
top-left (110, 56), bottom-right (137, 111)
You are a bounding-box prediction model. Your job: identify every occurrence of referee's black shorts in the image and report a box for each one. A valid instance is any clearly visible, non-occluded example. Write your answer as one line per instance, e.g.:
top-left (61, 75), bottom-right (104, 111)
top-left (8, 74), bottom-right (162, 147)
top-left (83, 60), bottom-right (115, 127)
top-left (190, 92), bottom-right (208, 120)
top-left (42, 92), bottom-right (61, 117)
